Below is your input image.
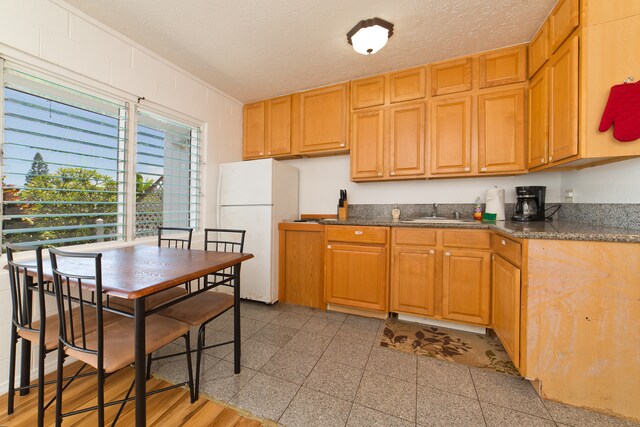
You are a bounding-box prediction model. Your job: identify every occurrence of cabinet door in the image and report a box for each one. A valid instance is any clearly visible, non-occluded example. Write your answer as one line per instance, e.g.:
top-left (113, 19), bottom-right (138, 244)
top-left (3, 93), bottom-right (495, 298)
top-left (351, 109), bottom-right (385, 180)
top-left (431, 58), bottom-right (472, 96)
top-left (429, 96), bottom-right (472, 175)
top-left (243, 102), bottom-right (265, 159)
top-left (549, 0), bottom-right (579, 53)
top-left (389, 103), bottom-right (426, 178)
top-left (478, 88), bottom-right (526, 174)
top-left (479, 46), bottom-right (527, 88)
top-left (299, 83), bottom-right (349, 153)
top-left (528, 68), bottom-right (549, 168)
top-left (352, 76), bottom-right (385, 109)
top-left (529, 22), bottom-right (549, 77)
top-left (548, 36), bottom-right (579, 163)
top-left (391, 246), bottom-right (436, 316)
top-left (325, 243), bottom-right (388, 312)
top-left (442, 250), bottom-right (491, 325)
top-left (492, 254), bottom-right (521, 368)
top-left (390, 67), bottom-right (426, 103)
top-left (266, 95), bottom-right (292, 156)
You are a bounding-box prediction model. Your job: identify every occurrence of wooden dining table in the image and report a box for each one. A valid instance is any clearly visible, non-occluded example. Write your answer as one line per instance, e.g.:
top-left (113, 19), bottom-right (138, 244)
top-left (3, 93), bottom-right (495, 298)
top-left (17, 245), bottom-right (253, 426)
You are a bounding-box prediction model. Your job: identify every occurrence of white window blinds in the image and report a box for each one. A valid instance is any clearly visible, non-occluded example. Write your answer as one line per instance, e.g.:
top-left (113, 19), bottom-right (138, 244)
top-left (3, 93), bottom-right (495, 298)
top-left (135, 110), bottom-right (200, 237)
top-left (2, 68), bottom-right (127, 247)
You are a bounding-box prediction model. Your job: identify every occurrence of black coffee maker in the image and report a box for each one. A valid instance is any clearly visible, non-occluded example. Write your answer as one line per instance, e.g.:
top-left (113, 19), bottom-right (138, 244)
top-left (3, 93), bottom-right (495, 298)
top-left (512, 186), bottom-right (546, 221)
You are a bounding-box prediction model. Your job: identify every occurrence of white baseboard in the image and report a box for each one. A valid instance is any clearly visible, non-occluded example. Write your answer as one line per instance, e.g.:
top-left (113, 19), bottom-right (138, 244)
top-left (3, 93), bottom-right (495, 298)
top-left (396, 313), bottom-right (487, 334)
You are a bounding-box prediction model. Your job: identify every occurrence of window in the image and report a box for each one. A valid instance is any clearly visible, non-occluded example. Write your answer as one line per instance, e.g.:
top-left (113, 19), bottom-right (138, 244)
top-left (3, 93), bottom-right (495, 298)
top-left (135, 110), bottom-right (200, 237)
top-left (1, 68), bottom-right (127, 247)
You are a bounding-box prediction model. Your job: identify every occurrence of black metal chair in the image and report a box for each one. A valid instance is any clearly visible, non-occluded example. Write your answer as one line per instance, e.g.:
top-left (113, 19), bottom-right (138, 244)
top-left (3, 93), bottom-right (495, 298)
top-left (49, 248), bottom-right (195, 426)
top-left (109, 227), bottom-right (193, 313)
top-left (153, 228), bottom-right (246, 399)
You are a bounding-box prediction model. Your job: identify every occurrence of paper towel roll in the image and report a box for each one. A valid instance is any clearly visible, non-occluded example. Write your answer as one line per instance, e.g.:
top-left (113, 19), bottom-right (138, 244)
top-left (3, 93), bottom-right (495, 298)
top-left (485, 186), bottom-right (505, 220)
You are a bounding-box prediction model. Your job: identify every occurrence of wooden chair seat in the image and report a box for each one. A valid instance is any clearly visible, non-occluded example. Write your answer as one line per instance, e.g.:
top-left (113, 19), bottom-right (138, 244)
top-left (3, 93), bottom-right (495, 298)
top-left (65, 314), bottom-right (190, 374)
top-left (18, 308), bottom-right (122, 351)
top-left (159, 291), bottom-right (234, 326)
top-left (109, 286), bottom-right (188, 313)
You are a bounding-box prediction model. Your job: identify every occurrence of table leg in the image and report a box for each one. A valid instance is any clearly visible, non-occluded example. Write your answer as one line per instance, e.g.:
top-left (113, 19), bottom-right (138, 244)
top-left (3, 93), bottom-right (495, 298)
top-left (134, 298), bottom-right (146, 426)
top-left (19, 276), bottom-right (34, 396)
top-left (234, 264), bottom-right (241, 374)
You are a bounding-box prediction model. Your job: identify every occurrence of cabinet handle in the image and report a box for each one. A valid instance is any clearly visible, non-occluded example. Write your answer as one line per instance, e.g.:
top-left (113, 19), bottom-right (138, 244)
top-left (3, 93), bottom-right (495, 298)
top-left (501, 239), bottom-right (506, 246)
top-left (355, 230), bottom-right (363, 235)
top-left (480, 167), bottom-right (487, 172)
top-left (445, 251), bottom-right (451, 256)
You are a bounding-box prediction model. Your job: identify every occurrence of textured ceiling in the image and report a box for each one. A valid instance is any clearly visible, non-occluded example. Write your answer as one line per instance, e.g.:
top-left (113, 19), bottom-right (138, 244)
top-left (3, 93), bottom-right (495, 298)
top-left (61, 0), bottom-right (556, 103)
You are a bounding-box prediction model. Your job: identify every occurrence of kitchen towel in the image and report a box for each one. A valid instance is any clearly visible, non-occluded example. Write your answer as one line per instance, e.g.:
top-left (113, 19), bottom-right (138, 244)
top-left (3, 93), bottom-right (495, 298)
top-left (485, 186), bottom-right (505, 220)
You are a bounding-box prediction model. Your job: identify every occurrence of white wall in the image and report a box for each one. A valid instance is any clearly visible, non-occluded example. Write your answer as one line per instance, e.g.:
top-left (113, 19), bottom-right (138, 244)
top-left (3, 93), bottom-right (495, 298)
top-left (283, 156), bottom-right (563, 213)
top-left (560, 157), bottom-right (640, 203)
top-left (0, 0), bottom-right (242, 388)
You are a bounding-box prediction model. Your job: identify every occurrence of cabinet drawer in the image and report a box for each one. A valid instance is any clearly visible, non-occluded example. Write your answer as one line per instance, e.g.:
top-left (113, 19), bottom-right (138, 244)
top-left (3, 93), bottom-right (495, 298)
top-left (442, 230), bottom-right (490, 249)
top-left (393, 228), bottom-right (437, 246)
top-left (491, 234), bottom-right (522, 267)
top-left (326, 226), bottom-right (388, 244)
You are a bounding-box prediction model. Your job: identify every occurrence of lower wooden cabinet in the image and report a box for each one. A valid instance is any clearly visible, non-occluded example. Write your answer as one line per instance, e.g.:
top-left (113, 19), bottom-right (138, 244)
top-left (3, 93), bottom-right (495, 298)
top-left (390, 245), bottom-right (437, 316)
top-left (325, 226), bottom-right (389, 312)
top-left (492, 253), bottom-right (521, 367)
top-left (441, 249), bottom-right (491, 325)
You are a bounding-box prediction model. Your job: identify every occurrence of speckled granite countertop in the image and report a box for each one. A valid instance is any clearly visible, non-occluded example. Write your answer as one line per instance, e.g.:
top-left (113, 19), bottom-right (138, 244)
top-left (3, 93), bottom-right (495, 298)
top-left (318, 218), bottom-right (640, 243)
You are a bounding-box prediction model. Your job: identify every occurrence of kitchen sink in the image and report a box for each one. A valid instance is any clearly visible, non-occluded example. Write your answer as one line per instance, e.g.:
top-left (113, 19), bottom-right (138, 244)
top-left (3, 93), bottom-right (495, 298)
top-left (400, 217), bottom-right (476, 224)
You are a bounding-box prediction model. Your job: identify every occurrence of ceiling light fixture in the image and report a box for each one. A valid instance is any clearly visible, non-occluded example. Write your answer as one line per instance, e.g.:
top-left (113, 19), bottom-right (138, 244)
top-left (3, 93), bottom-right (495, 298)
top-left (347, 17), bottom-right (394, 55)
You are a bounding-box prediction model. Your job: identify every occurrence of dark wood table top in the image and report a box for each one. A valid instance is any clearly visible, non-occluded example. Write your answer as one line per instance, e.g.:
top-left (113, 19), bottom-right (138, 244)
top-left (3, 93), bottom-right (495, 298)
top-left (17, 246), bottom-right (253, 299)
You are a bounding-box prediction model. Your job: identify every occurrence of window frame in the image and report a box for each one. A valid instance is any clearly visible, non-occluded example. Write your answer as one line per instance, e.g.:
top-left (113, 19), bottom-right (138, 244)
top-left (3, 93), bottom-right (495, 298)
top-left (0, 61), bottom-right (205, 251)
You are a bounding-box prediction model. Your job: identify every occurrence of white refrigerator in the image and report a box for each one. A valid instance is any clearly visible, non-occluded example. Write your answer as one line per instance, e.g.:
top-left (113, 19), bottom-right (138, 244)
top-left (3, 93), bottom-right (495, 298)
top-left (217, 159), bottom-right (299, 303)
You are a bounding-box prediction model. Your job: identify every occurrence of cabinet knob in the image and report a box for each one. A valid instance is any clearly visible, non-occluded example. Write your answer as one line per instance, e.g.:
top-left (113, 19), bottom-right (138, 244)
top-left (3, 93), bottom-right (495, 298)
top-left (464, 167), bottom-right (470, 172)
top-left (267, 151), bottom-right (271, 155)
top-left (327, 245), bottom-right (332, 249)
top-left (445, 251), bottom-right (451, 256)
top-left (340, 143), bottom-right (345, 147)
top-left (541, 158), bottom-right (545, 164)
top-left (501, 239), bottom-right (506, 246)
top-left (377, 172), bottom-right (382, 176)
top-left (259, 152), bottom-right (264, 155)
top-left (390, 171), bottom-right (395, 176)
top-left (355, 230), bottom-right (363, 235)
top-left (549, 156), bottom-right (553, 161)
top-left (429, 249), bottom-right (435, 254)
top-left (480, 167), bottom-right (487, 172)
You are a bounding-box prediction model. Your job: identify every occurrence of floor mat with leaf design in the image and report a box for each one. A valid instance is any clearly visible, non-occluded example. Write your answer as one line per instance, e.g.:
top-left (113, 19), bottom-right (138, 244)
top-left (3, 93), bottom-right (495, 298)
top-left (380, 319), bottom-right (520, 376)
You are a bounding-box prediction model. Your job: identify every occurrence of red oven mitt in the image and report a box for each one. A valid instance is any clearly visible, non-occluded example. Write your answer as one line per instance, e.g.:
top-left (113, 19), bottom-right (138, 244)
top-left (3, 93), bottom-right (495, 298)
top-left (599, 81), bottom-right (640, 142)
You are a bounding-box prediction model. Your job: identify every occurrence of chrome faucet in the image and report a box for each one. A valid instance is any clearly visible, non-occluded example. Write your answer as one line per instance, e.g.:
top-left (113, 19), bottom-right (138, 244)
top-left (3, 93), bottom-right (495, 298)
top-left (432, 203), bottom-right (438, 217)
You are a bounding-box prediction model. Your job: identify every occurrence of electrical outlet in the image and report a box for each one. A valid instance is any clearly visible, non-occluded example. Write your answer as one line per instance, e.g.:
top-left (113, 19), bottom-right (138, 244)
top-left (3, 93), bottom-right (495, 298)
top-left (564, 189), bottom-right (574, 203)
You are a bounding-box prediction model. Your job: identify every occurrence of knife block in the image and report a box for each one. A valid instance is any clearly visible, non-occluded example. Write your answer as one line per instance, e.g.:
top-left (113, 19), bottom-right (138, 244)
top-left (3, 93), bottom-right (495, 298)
top-left (338, 201), bottom-right (348, 221)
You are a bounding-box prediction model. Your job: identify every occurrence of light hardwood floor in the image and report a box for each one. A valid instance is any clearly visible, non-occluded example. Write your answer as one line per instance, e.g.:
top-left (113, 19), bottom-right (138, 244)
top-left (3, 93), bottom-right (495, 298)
top-left (0, 362), bottom-right (265, 426)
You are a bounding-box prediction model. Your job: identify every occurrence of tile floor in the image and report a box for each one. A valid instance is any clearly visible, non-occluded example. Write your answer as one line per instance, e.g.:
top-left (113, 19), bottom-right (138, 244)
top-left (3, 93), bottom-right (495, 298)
top-left (151, 301), bottom-right (638, 427)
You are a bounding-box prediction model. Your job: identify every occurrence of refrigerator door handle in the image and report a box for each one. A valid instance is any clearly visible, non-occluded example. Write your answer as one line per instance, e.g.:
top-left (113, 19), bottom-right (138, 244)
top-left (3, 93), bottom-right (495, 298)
top-left (216, 166), bottom-right (223, 228)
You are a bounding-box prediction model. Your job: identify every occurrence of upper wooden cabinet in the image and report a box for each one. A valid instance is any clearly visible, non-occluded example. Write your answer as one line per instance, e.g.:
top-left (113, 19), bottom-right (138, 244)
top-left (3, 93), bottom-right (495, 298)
top-left (351, 109), bottom-right (385, 180)
top-left (390, 67), bottom-right (426, 103)
top-left (549, 0), bottom-right (579, 53)
top-left (529, 22), bottom-right (550, 77)
top-left (352, 76), bottom-right (385, 110)
top-left (548, 35), bottom-right (579, 164)
top-left (479, 46), bottom-right (527, 88)
top-left (478, 88), bottom-right (526, 174)
top-left (243, 96), bottom-right (292, 160)
top-left (299, 83), bottom-right (349, 154)
top-left (528, 69), bottom-right (549, 168)
top-left (243, 102), bottom-right (266, 159)
top-left (429, 95), bottom-right (472, 175)
top-left (351, 102), bottom-right (426, 181)
top-left (431, 58), bottom-right (472, 96)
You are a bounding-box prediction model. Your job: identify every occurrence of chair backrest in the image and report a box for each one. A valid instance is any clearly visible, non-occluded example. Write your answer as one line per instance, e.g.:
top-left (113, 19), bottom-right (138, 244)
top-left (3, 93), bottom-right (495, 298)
top-left (6, 243), bottom-right (46, 335)
top-left (158, 227), bottom-right (193, 249)
top-left (49, 248), bottom-right (103, 360)
top-left (203, 228), bottom-right (246, 289)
